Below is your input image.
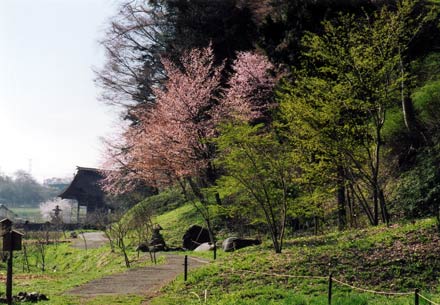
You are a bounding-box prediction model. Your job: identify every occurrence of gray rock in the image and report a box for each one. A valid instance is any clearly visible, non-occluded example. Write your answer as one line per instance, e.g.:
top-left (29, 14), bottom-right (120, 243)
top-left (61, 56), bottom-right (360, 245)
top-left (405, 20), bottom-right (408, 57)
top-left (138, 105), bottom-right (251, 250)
top-left (194, 242), bottom-right (215, 252)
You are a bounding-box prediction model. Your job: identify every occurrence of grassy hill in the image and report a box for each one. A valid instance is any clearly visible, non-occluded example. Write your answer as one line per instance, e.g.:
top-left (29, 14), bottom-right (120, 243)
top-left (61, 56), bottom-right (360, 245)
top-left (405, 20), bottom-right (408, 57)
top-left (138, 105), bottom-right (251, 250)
top-left (151, 218), bottom-right (440, 305)
top-left (155, 203), bottom-right (203, 246)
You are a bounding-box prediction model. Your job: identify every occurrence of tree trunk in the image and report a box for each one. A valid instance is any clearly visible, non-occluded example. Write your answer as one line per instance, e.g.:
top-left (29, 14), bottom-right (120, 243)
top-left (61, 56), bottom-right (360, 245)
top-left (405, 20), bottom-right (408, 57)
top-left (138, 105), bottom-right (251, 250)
top-left (314, 216), bottom-right (319, 235)
top-left (205, 218), bottom-right (217, 260)
top-left (435, 202), bottom-right (440, 233)
top-left (120, 238), bottom-right (130, 268)
top-left (272, 232), bottom-right (282, 253)
top-left (337, 166), bottom-right (347, 230)
top-left (379, 189), bottom-right (389, 225)
top-left (402, 91), bottom-right (418, 133)
top-left (400, 57), bottom-right (430, 147)
top-left (187, 177), bottom-right (218, 259)
top-left (373, 187), bottom-right (379, 226)
top-left (372, 121), bottom-right (383, 226)
top-left (350, 183), bottom-right (375, 226)
top-left (346, 188), bottom-right (354, 228)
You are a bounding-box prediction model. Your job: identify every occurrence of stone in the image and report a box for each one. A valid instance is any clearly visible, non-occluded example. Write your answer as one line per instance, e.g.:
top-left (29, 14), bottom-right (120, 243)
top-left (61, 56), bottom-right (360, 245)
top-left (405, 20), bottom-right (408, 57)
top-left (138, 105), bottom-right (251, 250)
top-left (182, 225), bottom-right (210, 250)
top-left (222, 237), bottom-right (261, 252)
top-left (194, 242), bottom-right (215, 252)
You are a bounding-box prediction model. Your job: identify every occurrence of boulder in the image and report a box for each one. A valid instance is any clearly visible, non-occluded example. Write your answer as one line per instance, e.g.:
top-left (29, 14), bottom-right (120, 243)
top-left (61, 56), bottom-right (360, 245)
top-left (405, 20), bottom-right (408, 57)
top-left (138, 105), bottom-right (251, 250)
top-left (136, 243), bottom-right (150, 252)
top-left (222, 237), bottom-right (261, 252)
top-left (194, 242), bottom-right (215, 252)
top-left (182, 225), bottom-right (210, 250)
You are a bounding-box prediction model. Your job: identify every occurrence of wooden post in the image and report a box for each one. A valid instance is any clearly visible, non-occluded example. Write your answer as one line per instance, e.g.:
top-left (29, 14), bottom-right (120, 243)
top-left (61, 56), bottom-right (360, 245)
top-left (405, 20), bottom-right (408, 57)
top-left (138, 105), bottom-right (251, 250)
top-left (6, 245), bottom-right (12, 305)
top-left (184, 255), bottom-right (188, 281)
top-left (328, 272), bottom-right (333, 305)
top-left (415, 289), bottom-right (419, 305)
top-left (213, 244), bottom-right (217, 260)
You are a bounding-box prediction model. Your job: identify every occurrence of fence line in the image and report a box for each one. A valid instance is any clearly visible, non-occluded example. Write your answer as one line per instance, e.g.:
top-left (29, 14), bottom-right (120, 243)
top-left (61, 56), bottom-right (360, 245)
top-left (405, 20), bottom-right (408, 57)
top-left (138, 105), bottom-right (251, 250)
top-left (188, 256), bottom-right (210, 264)
top-left (182, 257), bottom-right (439, 304)
top-left (226, 267), bottom-right (439, 305)
top-left (234, 269), bottom-right (327, 280)
top-left (419, 293), bottom-right (440, 305)
top-left (232, 269), bottom-right (412, 296)
top-left (331, 278), bottom-right (413, 296)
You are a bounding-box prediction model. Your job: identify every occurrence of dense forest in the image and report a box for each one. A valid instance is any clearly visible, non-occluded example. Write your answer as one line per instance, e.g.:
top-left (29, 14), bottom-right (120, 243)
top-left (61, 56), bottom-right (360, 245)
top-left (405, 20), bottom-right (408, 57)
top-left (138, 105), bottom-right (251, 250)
top-left (96, 0), bottom-right (440, 253)
top-left (0, 171), bottom-right (63, 207)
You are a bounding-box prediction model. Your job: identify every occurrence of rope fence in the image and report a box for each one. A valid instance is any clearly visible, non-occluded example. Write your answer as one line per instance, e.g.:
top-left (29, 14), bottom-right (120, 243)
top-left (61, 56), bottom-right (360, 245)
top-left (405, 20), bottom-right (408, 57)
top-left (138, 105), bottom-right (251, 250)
top-left (235, 269), bottom-right (327, 280)
top-left (331, 277), bottom-right (412, 296)
top-left (181, 257), bottom-right (440, 305)
top-left (418, 293), bottom-right (440, 305)
top-left (221, 265), bottom-right (439, 305)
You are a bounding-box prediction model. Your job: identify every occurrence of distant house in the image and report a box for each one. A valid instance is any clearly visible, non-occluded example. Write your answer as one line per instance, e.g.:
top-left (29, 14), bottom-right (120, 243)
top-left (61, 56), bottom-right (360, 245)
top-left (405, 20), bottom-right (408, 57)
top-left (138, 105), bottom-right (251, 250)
top-left (43, 177), bottom-right (72, 193)
top-left (0, 204), bottom-right (18, 221)
top-left (58, 167), bottom-right (110, 221)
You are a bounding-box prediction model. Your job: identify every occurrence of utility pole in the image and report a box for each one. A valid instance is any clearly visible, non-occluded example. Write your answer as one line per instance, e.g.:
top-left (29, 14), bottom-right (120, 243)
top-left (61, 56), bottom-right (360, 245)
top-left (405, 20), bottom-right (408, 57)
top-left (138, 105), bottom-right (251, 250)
top-left (28, 158), bottom-right (32, 175)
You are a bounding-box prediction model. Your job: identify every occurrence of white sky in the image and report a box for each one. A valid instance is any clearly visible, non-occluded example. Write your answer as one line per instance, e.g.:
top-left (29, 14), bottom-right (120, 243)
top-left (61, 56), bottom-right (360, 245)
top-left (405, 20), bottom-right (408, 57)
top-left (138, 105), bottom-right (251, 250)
top-left (0, 0), bottom-right (121, 182)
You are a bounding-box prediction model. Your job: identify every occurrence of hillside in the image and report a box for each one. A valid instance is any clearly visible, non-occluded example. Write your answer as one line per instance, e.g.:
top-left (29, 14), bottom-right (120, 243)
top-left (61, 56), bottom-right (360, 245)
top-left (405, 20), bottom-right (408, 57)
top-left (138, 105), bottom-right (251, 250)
top-left (155, 203), bottom-right (203, 246)
top-left (151, 218), bottom-right (440, 305)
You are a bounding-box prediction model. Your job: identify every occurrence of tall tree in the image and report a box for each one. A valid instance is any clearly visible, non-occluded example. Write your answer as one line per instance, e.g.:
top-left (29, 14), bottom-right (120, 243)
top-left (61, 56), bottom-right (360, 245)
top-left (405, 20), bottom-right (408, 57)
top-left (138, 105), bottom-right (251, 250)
top-left (103, 46), bottom-right (224, 255)
top-left (213, 51), bottom-right (292, 253)
top-left (214, 123), bottom-right (295, 253)
top-left (278, 2), bottom-right (429, 227)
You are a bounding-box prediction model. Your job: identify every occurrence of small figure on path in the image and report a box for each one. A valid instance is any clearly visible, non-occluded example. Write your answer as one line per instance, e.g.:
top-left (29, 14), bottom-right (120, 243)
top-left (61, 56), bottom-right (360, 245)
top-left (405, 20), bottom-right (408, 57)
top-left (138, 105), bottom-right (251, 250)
top-left (149, 224), bottom-right (167, 251)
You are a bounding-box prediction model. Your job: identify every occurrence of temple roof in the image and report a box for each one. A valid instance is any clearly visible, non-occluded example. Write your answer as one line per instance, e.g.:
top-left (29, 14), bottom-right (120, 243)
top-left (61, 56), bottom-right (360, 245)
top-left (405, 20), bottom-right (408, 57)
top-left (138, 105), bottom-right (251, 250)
top-left (58, 166), bottom-right (105, 200)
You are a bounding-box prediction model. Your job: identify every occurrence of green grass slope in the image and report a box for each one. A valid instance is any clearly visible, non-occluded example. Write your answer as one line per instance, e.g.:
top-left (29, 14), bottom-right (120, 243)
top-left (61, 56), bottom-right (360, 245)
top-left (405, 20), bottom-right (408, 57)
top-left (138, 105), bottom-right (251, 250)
top-left (152, 218), bottom-right (440, 305)
top-left (122, 188), bottom-right (204, 247)
top-left (4, 241), bottom-right (158, 304)
top-left (155, 203), bottom-right (203, 247)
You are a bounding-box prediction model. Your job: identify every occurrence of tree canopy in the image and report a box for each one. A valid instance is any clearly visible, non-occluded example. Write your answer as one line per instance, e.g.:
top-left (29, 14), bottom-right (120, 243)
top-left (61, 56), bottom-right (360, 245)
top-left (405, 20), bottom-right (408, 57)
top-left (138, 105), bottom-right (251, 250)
top-left (99, 0), bottom-right (440, 253)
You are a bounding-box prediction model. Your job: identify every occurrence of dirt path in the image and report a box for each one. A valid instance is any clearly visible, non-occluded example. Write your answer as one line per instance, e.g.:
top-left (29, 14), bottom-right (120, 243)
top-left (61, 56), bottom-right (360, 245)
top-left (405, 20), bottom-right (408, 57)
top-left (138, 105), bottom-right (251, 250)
top-left (71, 232), bottom-right (108, 249)
top-left (67, 254), bottom-right (209, 297)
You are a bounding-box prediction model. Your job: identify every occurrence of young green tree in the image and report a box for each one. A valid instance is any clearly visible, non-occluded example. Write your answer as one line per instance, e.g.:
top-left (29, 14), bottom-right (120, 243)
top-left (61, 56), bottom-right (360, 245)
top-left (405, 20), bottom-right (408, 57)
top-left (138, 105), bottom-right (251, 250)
top-left (214, 123), bottom-right (296, 253)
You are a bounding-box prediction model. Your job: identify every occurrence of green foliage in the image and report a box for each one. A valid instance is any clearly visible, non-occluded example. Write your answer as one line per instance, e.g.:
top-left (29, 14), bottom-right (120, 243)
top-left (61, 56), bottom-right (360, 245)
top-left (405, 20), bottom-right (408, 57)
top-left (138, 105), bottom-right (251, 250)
top-left (412, 52), bottom-right (440, 84)
top-left (152, 218), bottom-right (439, 305)
top-left (0, 171), bottom-right (59, 207)
top-left (155, 204), bottom-right (203, 246)
top-left (392, 145), bottom-right (440, 219)
top-left (213, 122), bottom-right (298, 252)
top-left (412, 80), bottom-right (440, 131)
top-left (130, 187), bottom-right (186, 216)
top-left (276, 1), bottom-right (433, 227)
top-left (10, 207), bottom-right (43, 222)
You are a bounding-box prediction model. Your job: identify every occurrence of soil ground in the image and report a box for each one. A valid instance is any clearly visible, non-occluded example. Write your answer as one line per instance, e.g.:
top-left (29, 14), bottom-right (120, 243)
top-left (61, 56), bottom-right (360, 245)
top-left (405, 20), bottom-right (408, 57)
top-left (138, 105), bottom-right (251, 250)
top-left (67, 232), bottom-right (209, 300)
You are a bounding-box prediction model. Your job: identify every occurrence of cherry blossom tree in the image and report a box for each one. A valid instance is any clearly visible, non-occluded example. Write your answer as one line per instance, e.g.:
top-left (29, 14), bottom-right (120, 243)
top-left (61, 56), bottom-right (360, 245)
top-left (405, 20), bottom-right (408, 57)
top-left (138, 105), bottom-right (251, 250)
top-left (102, 45), bottom-right (277, 255)
top-left (103, 48), bottom-right (277, 191)
top-left (103, 46), bottom-right (223, 186)
top-left (216, 51), bottom-right (276, 122)
top-left (102, 45), bottom-right (224, 257)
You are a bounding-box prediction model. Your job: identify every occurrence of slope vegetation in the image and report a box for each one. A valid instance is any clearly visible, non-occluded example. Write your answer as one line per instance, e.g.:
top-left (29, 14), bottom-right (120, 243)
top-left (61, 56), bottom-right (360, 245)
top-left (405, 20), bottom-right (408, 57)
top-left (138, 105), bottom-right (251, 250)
top-left (151, 218), bottom-right (440, 305)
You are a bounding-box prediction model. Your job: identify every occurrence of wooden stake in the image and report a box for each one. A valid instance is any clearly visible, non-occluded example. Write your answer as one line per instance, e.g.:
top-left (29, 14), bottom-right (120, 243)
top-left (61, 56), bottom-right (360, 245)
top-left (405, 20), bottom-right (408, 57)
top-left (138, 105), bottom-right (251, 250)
top-left (184, 255), bottom-right (188, 281)
top-left (328, 272), bottom-right (333, 305)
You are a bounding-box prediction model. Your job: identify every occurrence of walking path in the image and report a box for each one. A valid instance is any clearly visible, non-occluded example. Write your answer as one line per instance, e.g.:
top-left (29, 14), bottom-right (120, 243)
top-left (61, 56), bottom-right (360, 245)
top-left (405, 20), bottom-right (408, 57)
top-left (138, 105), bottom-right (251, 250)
top-left (67, 232), bottom-right (210, 299)
top-left (67, 254), bottom-right (209, 296)
top-left (71, 231), bottom-right (108, 249)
